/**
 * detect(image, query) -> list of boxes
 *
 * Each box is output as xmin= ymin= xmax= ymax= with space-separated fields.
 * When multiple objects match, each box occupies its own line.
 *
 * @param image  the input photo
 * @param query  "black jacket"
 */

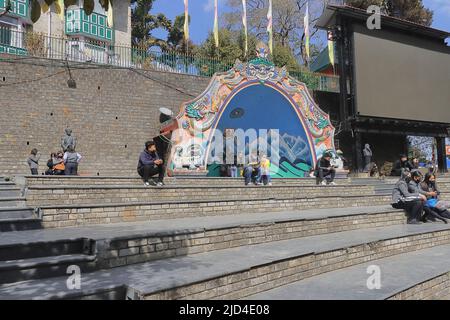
xmin=316 ymin=157 xmax=331 ymax=170
xmin=392 ymin=160 xmax=413 ymax=174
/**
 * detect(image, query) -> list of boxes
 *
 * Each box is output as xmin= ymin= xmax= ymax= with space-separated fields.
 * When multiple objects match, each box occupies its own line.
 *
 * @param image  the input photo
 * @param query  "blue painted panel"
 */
xmin=211 ymin=83 xmax=314 ymax=178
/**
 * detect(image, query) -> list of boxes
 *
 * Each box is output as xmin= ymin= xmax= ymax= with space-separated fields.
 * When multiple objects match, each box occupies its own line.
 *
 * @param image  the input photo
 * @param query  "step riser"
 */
xmin=0 ymin=261 xmax=97 ymax=285
xmin=97 ymin=210 xmax=406 ymax=269
xmin=65 ymin=286 xmax=127 ymax=300
xmin=141 ymin=229 xmax=450 ymax=300
xmin=24 ymin=178 xmax=351 ymax=187
xmin=40 ymin=196 xmax=395 ymax=229
xmin=0 ymin=220 xmax=42 ymax=232
xmin=0 ymin=240 xmax=92 ymax=261
xmin=388 ymin=272 xmax=450 ymax=300
xmin=0 ymin=190 xmax=21 ymax=198
xmin=26 ymin=186 xmax=379 ymax=207
xmin=0 ymin=200 xmax=26 ymax=208
xmin=0 ymin=210 xmax=35 ymax=220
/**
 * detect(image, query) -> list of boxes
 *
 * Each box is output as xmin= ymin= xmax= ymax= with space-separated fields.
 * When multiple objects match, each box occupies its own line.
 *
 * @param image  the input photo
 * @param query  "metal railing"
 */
xmin=0 ymin=26 xmax=340 ymax=93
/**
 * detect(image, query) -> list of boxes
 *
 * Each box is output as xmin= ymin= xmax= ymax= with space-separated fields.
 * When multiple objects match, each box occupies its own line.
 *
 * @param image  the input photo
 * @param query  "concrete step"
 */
xmin=23 ymin=176 xmax=350 ymax=187
xmin=0 ymin=205 xmax=406 ymax=269
xmin=0 ymin=208 xmax=36 ymax=220
xmin=0 ymin=218 xmax=42 ymax=232
xmin=246 ymin=244 xmax=450 ymax=300
xmin=0 ymin=187 xmax=22 ymax=198
xmin=0 ymin=197 xmax=26 ymax=208
xmin=26 ymin=176 xmax=450 ymax=187
xmin=0 ymin=238 xmax=94 ymax=261
xmin=0 ymin=182 xmax=15 ymax=188
xmin=2 ymin=223 xmax=450 ymax=300
xmin=0 ymin=254 xmax=97 ymax=285
xmin=0 ymin=208 xmax=41 ymax=232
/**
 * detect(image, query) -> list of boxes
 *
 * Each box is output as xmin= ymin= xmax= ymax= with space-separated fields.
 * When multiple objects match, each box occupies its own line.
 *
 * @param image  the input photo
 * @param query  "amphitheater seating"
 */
xmin=0 ymin=175 xmax=450 ymax=300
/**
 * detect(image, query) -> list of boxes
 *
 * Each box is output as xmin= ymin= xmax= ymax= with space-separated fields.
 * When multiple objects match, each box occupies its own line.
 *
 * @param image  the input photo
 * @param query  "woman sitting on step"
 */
xmin=420 ymin=173 xmax=450 ymax=222
xmin=391 ymin=169 xmax=426 ymax=225
xmin=407 ymin=171 xmax=447 ymax=224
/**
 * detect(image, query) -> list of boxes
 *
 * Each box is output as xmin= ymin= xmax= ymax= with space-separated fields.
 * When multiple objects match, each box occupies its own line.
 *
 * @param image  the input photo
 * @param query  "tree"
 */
xmin=131 ymin=0 xmax=172 ymax=48
xmin=346 ymin=0 xmax=433 ymax=26
xmin=222 ymin=0 xmax=327 ymax=65
xmin=195 ymin=28 xmax=319 ymax=89
xmin=166 ymin=14 xmax=195 ymax=53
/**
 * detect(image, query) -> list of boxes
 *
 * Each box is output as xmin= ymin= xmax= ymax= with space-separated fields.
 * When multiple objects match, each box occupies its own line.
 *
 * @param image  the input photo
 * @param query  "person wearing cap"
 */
xmin=314 ymin=152 xmax=336 ymax=186
xmin=391 ymin=154 xmax=413 ymax=176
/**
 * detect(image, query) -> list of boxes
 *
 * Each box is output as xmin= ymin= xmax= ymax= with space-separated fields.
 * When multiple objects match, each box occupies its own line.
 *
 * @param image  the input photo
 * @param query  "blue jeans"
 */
xmin=261 ymin=174 xmax=271 ymax=185
xmin=244 ymin=166 xmax=261 ymax=185
xmin=230 ymin=166 xmax=238 ymax=178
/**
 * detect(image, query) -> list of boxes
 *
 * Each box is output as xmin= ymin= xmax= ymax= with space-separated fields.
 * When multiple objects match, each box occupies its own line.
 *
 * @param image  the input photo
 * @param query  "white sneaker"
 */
xmin=144 ymin=182 xmax=150 ymax=186
xmin=268 ymin=183 xmax=272 ymax=186
xmin=321 ymin=181 xmax=327 ymax=186
xmin=156 ymin=182 xmax=164 ymax=187
xmin=329 ymin=182 xmax=337 ymax=186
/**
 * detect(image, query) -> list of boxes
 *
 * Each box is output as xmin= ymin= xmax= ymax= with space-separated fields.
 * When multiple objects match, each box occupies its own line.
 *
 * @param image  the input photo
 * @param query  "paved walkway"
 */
xmin=1 ymin=223 xmax=450 ymax=299
xmin=0 ymin=206 xmax=396 ymax=246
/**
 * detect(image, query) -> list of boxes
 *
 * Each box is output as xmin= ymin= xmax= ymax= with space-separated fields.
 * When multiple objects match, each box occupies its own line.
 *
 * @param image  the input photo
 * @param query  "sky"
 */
xmin=151 ymin=0 xmax=450 ymax=45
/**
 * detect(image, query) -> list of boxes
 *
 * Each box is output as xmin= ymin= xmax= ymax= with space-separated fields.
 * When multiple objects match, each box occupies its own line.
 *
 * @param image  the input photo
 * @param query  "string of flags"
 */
xmin=267 ymin=0 xmax=273 ymax=54
xmin=184 ymin=0 xmax=189 ymax=45
xmin=242 ymin=0 xmax=248 ymax=56
xmin=179 ymin=0 xmax=334 ymax=65
xmin=304 ymin=1 xmax=310 ymax=61
xmin=214 ymin=0 xmax=219 ymax=48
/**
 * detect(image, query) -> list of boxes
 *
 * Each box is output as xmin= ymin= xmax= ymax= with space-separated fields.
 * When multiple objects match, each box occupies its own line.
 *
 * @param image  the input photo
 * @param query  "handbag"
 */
xmin=425 ymin=198 xmax=439 ymax=208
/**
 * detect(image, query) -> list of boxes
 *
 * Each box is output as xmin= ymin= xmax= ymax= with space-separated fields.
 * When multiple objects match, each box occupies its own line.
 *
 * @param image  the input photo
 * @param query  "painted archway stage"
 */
xmin=164 ymin=47 xmax=336 ymax=178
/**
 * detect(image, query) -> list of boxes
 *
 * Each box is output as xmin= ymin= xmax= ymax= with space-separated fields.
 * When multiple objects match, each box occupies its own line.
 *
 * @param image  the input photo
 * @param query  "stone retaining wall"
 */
xmin=0 ymin=58 xmax=210 ymax=176
xmin=39 ymin=195 xmax=395 ymax=228
xmin=26 ymin=185 xmax=376 ymax=207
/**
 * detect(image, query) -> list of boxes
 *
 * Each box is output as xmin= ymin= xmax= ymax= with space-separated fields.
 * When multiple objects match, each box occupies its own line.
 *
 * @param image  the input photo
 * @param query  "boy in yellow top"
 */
xmin=260 ymin=154 xmax=272 ymax=186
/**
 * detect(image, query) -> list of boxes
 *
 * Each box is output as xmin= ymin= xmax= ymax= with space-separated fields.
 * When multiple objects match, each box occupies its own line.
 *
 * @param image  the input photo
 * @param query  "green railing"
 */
xmin=0 ymin=0 xmax=28 ymax=18
xmin=0 ymin=26 xmax=340 ymax=93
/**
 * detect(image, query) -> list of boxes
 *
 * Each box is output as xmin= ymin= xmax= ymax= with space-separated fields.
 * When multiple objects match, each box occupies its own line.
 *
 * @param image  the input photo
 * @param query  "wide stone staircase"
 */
xmin=0 ymin=174 xmax=450 ymax=300
xmin=0 ymin=176 xmax=41 ymax=232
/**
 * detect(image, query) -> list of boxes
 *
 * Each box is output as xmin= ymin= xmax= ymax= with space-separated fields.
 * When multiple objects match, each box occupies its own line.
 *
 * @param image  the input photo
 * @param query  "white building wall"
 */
xmin=32 ymin=6 xmax=65 ymax=37
xmin=112 ymin=0 xmax=131 ymax=47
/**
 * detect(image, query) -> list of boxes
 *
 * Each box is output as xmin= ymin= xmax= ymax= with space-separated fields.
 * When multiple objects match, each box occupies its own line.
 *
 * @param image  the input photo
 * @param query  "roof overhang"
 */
xmin=316 ymin=5 xmax=450 ymax=42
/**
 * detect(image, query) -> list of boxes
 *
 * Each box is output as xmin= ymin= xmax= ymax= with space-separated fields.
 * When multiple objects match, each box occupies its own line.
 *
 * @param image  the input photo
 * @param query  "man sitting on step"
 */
xmin=137 ymin=141 xmax=164 ymax=187
xmin=391 ymin=169 xmax=426 ymax=225
xmin=314 ymin=152 xmax=337 ymax=186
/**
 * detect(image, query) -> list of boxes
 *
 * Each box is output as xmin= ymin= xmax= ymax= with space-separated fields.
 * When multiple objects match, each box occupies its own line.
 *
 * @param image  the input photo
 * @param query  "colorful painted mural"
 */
xmin=166 ymin=44 xmax=336 ymax=178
